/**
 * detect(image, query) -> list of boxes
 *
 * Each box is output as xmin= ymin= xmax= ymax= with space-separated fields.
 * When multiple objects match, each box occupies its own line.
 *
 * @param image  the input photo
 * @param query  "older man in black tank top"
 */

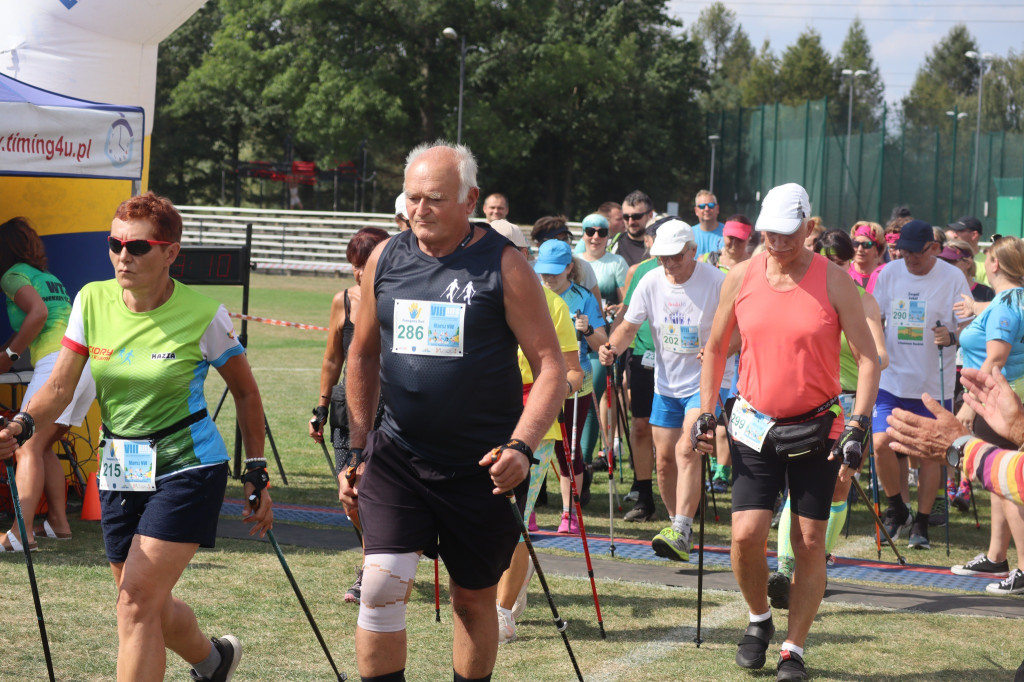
xmin=341 ymin=142 xmax=565 ymax=682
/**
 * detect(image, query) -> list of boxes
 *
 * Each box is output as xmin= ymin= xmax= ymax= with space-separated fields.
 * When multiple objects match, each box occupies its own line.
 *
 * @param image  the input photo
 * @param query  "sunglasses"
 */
xmin=108 ymin=236 xmax=174 ymax=256
xmin=696 ymin=202 xmax=717 ymax=209
xmin=584 ymin=227 xmax=609 ymax=238
xmin=623 ymin=212 xmax=648 ymax=221
xmin=853 ymin=240 xmax=876 ymax=250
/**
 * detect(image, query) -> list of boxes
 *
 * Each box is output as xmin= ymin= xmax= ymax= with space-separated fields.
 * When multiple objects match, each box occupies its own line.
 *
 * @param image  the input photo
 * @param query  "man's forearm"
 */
xmin=345 ymin=353 xmax=380 ymax=449
xmin=511 ymin=360 xmax=565 ymax=450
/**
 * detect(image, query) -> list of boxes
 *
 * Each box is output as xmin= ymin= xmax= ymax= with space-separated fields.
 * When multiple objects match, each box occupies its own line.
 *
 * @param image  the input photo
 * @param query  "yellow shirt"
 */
xmin=519 ymin=287 xmax=577 ymax=441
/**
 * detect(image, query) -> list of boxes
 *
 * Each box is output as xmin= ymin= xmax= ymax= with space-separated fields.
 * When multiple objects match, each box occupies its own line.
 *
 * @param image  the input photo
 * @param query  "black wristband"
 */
xmin=501 ymin=438 xmax=539 ymax=465
xmin=310 ymin=405 xmax=328 ymax=427
xmin=583 ymin=324 xmax=594 ymax=337
xmin=242 ymin=466 xmax=269 ymax=493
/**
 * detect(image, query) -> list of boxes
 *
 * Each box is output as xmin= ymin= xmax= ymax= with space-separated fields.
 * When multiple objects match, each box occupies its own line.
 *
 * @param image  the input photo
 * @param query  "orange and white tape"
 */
xmin=228 ymin=312 xmax=328 ymax=331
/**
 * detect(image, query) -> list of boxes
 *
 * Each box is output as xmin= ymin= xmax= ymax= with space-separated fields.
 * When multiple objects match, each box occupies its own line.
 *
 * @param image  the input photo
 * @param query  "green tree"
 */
xmin=691 ymin=2 xmax=753 ymax=113
xmin=740 ymin=39 xmax=780 ymax=107
xmin=776 ymin=28 xmax=839 ymax=108
xmin=902 ymin=24 xmax=979 ymax=128
xmin=835 ymin=18 xmax=885 ymax=128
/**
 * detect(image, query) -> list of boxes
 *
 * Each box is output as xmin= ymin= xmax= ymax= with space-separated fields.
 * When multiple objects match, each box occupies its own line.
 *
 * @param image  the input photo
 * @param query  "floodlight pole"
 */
xmin=965 ymin=50 xmax=994 ymax=216
xmin=707 ymin=135 xmax=720 ymax=194
xmin=945 ymin=107 xmax=968 ymax=221
xmin=443 ymin=28 xmax=467 ymax=145
xmin=841 ymin=68 xmax=868 ymax=225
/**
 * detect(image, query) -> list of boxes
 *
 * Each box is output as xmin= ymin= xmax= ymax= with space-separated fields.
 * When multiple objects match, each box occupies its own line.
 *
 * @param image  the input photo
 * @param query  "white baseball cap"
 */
xmin=489 ymin=219 xmax=528 ymax=249
xmin=649 ymin=220 xmax=694 ymax=257
xmin=755 ymin=183 xmax=811 ymax=235
xmin=394 ymin=192 xmax=408 ymax=219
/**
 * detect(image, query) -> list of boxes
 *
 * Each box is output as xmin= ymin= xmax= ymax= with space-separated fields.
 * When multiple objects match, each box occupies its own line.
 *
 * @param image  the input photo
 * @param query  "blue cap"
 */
xmin=581 ymin=213 xmax=609 ymax=230
xmin=534 ymin=240 xmax=573 ymax=275
xmin=894 ymin=219 xmax=935 ymax=253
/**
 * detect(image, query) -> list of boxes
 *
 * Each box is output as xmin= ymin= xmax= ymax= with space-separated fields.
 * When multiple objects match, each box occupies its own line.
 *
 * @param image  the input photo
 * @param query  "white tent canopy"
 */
xmin=0 ymin=73 xmax=144 ymax=180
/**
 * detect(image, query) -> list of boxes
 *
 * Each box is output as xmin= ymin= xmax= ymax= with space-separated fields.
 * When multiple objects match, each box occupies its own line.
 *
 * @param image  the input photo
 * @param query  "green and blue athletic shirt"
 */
xmin=62 ymin=279 xmax=244 ymax=478
xmin=2 ymin=263 xmax=72 ymax=360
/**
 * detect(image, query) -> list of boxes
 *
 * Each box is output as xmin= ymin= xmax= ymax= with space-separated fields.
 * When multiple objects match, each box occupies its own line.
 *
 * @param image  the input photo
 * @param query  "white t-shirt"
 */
xmin=624 ymin=261 xmax=731 ymax=397
xmin=874 ymin=258 xmax=971 ymax=399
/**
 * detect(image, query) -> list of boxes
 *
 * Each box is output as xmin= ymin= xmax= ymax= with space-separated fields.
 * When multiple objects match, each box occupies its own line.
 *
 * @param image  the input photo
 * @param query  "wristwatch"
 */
xmin=848 ymin=414 xmax=871 ymax=430
xmin=946 ymin=434 xmax=971 ymax=468
xmin=4 ymin=347 xmax=19 ymax=362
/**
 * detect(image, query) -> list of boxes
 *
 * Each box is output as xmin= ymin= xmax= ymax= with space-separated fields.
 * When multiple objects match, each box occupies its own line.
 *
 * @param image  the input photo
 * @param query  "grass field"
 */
xmin=0 ymin=273 xmax=1021 ymax=681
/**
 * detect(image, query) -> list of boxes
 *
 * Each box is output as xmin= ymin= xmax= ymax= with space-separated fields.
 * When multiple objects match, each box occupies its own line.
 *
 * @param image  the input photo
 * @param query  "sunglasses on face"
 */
xmin=584 ymin=227 xmax=609 ymax=238
xmin=108 ymin=236 xmax=174 ymax=256
xmin=853 ymin=241 xmax=876 ymax=250
xmin=696 ymin=202 xmax=717 ymax=209
xmin=623 ymin=212 xmax=648 ymax=221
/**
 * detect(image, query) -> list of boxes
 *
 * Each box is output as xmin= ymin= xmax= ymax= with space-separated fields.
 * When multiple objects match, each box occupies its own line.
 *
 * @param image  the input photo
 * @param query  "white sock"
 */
xmin=781 ymin=641 xmax=804 ymax=657
xmin=672 ymin=515 xmax=693 ymax=535
xmin=749 ymin=609 xmax=772 ymax=623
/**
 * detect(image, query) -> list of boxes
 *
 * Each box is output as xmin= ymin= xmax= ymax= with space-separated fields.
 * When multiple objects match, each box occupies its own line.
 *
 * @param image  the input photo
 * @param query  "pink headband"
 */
xmin=854 ymin=225 xmax=875 ymax=240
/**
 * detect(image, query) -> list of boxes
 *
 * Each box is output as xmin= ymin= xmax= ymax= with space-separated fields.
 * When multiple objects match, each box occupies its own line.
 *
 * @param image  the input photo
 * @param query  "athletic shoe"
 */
xmin=952 ymin=553 xmax=1010 ymax=578
xmin=512 ymin=562 xmax=535 ymax=619
xmin=527 ymin=511 xmax=539 ymax=532
xmin=651 ymin=527 xmax=691 ymax=562
xmin=767 ymin=571 xmax=790 ymax=610
xmin=497 ymin=606 xmax=517 ymax=644
xmin=556 ymin=512 xmax=572 ymax=534
xmin=735 ymin=617 xmax=775 ymax=669
xmin=882 ymin=504 xmax=912 ymax=541
xmin=190 ymin=635 xmax=242 ymax=682
xmin=907 ymin=520 xmax=931 ymax=550
xmin=344 ymin=568 xmax=363 ymax=604
xmin=776 ymin=649 xmax=808 ymax=681
xmin=928 ymin=497 xmax=948 ymax=527
xmin=986 ymin=568 xmax=1024 ymax=595
xmin=592 ymin=454 xmax=609 ymax=473
xmin=711 ymin=480 xmax=729 ymax=494
xmin=579 ymin=466 xmax=593 ymax=507
xmin=623 ymin=500 xmax=656 ymax=523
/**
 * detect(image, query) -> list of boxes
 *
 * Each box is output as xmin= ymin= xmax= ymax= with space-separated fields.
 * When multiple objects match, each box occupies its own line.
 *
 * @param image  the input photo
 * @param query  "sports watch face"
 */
xmin=105 ymin=116 xmax=135 ymax=167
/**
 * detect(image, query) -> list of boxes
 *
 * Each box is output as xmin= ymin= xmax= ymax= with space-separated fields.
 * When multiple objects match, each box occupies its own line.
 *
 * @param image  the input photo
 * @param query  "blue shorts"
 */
xmin=872 ymin=388 xmax=953 ymax=436
xmin=100 ymin=463 xmax=228 ymax=564
xmin=650 ymin=389 xmax=725 ymax=429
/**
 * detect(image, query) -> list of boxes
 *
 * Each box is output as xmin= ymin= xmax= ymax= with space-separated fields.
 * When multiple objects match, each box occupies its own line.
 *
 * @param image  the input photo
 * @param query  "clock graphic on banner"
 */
xmin=104 ymin=114 xmax=135 ymax=167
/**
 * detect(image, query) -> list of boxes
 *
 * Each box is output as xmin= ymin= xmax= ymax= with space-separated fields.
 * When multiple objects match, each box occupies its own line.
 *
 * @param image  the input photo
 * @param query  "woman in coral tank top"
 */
xmin=695 ymin=183 xmax=880 ymax=682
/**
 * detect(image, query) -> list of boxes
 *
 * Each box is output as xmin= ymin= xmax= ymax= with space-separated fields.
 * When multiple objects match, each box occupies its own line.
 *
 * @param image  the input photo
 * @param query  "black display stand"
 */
xmin=171 ymin=224 xmax=288 ymax=484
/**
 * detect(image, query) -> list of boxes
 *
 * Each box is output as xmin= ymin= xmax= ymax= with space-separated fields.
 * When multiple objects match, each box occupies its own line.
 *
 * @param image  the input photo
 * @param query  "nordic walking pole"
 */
xmin=252 ymin=493 xmax=347 ymax=681
xmin=851 ymin=476 xmax=908 ymax=565
xmin=695 ymin=449 xmax=707 ymax=648
xmin=604 ymin=372 xmax=617 ymax=555
xmin=505 ymin=490 xmax=584 ymax=681
xmin=3 ymin=459 xmax=55 ymax=682
xmin=434 ymin=558 xmax=441 ymax=623
xmin=559 ymin=399 xmax=607 ymax=639
xmin=936 ymin=320 xmax=951 ymax=557
xmin=868 ymin=435 xmax=883 ymax=560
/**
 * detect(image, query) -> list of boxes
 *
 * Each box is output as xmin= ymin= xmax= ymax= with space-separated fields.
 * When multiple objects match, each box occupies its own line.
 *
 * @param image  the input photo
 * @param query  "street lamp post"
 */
xmin=707 ymin=135 xmax=720 ymax=194
xmin=442 ymin=27 xmax=467 ymax=145
xmin=945 ymin=107 xmax=968 ymax=221
xmin=841 ymin=68 xmax=868 ymax=225
xmin=965 ymin=50 xmax=994 ymax=215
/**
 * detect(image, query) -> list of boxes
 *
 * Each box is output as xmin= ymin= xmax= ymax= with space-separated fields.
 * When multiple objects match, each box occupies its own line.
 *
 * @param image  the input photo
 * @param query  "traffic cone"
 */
xmin=81 ymin=471 xmax=101 ymax=521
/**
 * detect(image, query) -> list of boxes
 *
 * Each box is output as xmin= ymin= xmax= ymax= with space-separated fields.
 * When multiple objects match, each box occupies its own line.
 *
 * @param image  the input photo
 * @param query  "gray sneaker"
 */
xmin=651 ymin=527 xmax=691 ymax=562
xmin=623 ymin=500 xmax=656 ymax=522
xmin=986 ymin=568 xmax=1024 ymax=595
xmin=882 ymin=505 xmax=912 ymax=541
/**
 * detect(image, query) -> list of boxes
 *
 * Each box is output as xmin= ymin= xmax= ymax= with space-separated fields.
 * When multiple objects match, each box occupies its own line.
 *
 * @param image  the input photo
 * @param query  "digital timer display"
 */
xmin=170 ymin=246 xmax=249 ymax=286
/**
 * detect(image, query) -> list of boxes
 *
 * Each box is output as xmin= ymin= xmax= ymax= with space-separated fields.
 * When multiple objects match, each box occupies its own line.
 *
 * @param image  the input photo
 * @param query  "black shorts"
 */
xmin=730 ymin=435 xmax=839 ymax=521
xmin=100 ymin=463 xmax=228 ymax=564
xmin=358 ymin=431 xmax=528 ymax=590
xmin=628 ymin=354 xmax=655 ymax=419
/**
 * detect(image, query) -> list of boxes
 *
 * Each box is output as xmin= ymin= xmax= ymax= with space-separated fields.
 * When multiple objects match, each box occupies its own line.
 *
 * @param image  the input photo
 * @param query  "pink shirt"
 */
xmin=848 ymin=262 xmax=884 ymax=294
xmin=736 ymin=252 xmax=842 ymax=437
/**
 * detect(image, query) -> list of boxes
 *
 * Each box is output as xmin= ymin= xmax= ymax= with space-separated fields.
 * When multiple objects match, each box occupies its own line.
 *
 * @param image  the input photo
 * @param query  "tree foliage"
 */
xmin=149 ymin=0 xmax=706 ymax=218
xmin=902 ymin=24 xmax=980 ymax=128
xmin=691 ymin=2 xmax=753 ymax=113
xmin=835 ymin=18 xmax=885 ymax=127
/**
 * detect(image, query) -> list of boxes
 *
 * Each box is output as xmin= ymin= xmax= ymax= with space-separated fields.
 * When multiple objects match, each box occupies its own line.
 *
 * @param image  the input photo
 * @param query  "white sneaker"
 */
xmin=497 ymin=606 xmax=517 ymax=644
xmin=512 ymin=562 xmax=535 ymax=620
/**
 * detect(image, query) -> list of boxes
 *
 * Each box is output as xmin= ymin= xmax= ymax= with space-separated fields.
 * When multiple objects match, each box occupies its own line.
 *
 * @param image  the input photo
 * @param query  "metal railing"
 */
xmin=178 ymin=206 xmax=398 ymax=275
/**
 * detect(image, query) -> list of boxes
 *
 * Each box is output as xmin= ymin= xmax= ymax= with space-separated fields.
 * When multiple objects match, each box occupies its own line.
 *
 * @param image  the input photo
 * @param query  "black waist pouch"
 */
xmin=768 ymin=411 xmax=835 ymax=459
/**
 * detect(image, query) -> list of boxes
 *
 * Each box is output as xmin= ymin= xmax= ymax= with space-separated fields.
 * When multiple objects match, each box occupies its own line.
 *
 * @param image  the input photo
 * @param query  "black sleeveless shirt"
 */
xmin=374 ymin=224 xmax=523 ymax=468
